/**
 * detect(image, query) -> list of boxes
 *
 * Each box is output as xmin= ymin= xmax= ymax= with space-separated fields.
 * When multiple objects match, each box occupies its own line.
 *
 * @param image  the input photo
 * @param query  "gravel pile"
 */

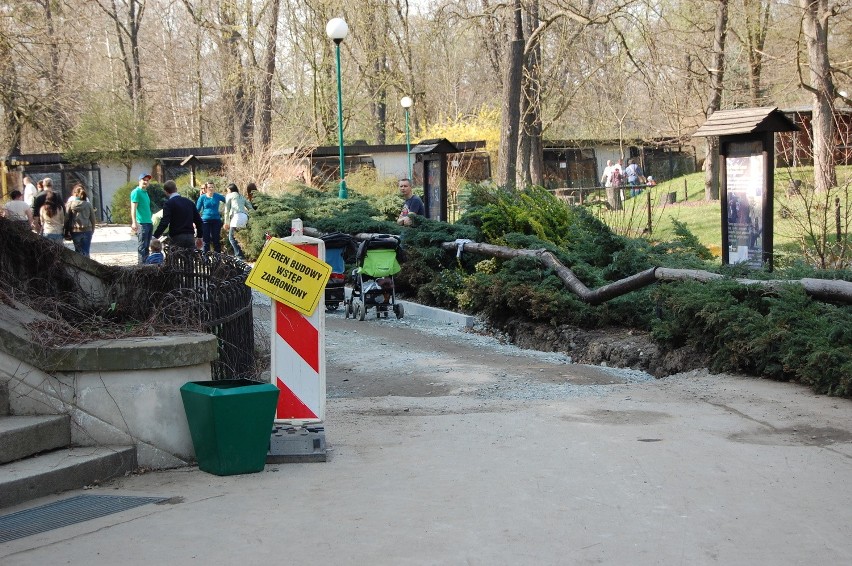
xmin=349 ymin=307 xmax=655 ymax=401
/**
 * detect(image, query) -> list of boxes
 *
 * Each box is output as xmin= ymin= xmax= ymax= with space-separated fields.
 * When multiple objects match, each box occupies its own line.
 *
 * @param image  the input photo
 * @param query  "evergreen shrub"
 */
xmin=110 ymin=180 xmax=166 ymax=224
xmin=245 ymin=182 xmax=852 ymax=396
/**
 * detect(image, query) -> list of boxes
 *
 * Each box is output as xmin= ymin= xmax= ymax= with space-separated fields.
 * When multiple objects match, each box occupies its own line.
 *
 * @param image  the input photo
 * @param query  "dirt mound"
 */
xmin=493 ymin=319 xmax=710 ymax=377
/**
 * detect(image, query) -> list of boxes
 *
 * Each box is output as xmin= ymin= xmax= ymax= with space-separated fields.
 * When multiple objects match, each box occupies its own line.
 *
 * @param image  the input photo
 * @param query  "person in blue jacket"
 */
xmin=196 ymin=180 xmax=226 ymax=252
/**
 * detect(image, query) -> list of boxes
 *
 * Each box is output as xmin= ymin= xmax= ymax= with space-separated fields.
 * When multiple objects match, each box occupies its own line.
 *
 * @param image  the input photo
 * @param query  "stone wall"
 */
xmin=0 ymin=300 xmax=218 ymax=469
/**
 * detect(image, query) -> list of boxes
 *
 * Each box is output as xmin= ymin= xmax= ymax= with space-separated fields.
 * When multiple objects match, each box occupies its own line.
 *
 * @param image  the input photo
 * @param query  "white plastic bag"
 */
xmin=231 ymin=211 xmax=248 ymax=228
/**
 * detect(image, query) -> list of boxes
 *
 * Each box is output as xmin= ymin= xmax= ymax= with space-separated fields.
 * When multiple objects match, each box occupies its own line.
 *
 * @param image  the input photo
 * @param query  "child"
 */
xmin=145 ymin=238 xmax=164 ymax=265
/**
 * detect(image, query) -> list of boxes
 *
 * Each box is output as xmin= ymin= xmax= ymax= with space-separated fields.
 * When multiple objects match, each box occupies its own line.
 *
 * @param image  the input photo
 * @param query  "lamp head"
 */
xmin=400 ymin=96 xmax=413 ymax=109
xmin=326 ymin=18 xmax=349 ymax=43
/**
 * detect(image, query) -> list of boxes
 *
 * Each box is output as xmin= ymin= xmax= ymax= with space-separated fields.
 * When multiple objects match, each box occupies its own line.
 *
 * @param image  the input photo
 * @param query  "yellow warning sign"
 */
xmin=246 ymin=239 xmax=331 ymax=316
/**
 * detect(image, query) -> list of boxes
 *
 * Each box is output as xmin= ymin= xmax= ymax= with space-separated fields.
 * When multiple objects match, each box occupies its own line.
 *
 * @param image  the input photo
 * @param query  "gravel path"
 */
xmin=90 ymin=224 xmax=656 ymax=397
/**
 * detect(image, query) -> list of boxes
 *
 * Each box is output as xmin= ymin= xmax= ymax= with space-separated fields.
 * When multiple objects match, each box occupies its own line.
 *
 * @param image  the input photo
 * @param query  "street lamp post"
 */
xmin=400 ymin=96 xmax=413 ymax=181
xmin=326 ymin=18 xmax=349 ymax=199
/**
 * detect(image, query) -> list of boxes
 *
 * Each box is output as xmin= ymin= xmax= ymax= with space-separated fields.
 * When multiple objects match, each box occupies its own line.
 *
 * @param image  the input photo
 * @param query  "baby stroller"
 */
xmin=321 ymin=232 xmax=355 ymax=312
xmin=345 ymin=234 xmax=405 ymax=321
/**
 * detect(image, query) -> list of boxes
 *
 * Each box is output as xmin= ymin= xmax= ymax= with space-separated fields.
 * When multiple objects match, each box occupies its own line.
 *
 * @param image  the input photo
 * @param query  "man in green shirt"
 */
xmin=130 ymin=173 xmax=154 ymax=263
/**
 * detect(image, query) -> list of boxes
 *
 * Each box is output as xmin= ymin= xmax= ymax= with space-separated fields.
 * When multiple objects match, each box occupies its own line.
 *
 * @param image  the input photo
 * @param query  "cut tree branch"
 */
xmin=439 ymin=240 xmax=852 ymax=305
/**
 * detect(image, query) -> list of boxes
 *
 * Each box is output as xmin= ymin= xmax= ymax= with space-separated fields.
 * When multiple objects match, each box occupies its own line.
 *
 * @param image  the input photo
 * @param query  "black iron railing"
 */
xmin=163 ymin=249 xmax=256 ymax=381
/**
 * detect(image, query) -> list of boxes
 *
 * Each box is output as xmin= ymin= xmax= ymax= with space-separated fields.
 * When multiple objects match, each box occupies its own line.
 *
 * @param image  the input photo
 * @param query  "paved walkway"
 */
xmin=87 ymin=224 xmax=139 ymax=266
xmin=2 ymin=225 xmax=851 ymax=565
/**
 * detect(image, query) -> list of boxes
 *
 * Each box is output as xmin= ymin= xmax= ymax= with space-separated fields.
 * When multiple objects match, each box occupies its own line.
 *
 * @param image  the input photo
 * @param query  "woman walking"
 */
xmin=39 ymin=191 xmax=65 ymax=243
xmin=196 ymin=181 xmax=226 ymax=252
xmin=223 ymin=183 xmax=254 ymax=260
xmin=66 ymin=184 xmax=96 ymax=256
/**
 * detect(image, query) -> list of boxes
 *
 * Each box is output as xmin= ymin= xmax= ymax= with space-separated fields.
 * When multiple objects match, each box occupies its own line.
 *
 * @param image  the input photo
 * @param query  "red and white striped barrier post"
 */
xmin=270 ymin=219 xmax=326 ymax=425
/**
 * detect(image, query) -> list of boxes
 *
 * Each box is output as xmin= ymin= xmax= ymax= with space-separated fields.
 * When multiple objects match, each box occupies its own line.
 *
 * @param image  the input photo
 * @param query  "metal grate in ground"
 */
xmin=0 ymin=494 xmax=167 ymax=543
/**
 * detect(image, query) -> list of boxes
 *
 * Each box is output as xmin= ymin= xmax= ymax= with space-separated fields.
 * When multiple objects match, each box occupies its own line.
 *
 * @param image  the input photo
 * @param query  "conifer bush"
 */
xmin=246 ymin=183 xmax=852 ymax=396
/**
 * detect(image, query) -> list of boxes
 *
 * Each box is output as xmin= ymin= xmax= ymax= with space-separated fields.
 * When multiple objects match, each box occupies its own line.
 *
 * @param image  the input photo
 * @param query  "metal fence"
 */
xmin=549 ymin=184 xmax=678 ymax=236
xmin=164 ymin=249 xmax=256 ymax=381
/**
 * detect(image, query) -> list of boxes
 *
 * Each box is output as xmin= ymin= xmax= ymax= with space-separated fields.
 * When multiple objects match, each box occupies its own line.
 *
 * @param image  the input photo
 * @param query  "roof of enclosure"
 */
xmin=409 ymin=139 xmax=460 ymax=154
xmin=693 ymin=107 xmax=799 ymax=137
xmin=7 ymin=146 xmax=234 ymax=165
xmin=283 ymin=140 xmax=483 ymax=158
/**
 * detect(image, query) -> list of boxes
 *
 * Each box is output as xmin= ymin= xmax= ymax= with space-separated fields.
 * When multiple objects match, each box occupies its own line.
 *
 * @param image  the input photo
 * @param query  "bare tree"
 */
xmin=799 ymin=0 xmax=838 ymax=193
xmin=497 ymin=0 xmax=523 ymax=188
xmin=704 ymin=0 xmax=729 ymax=201
xmin=94 ymin=0 xmax=146 ymax=116
xmin=258 ymin=0 xmax=282 ymax=151
xmin=0 ymin=30 xmax=25 ymax=155
xmin=742 ymin=0 xmax=772 ymax=105
xmin=517 ymin=0 xmax=543 ymax=187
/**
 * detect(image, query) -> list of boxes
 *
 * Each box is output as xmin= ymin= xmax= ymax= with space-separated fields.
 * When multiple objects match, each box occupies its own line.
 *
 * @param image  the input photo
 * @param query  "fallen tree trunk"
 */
xmin=442 ymin=240 xmax=852 ymax=305
xmin=301 ymin=230 xmax=852 ymax=304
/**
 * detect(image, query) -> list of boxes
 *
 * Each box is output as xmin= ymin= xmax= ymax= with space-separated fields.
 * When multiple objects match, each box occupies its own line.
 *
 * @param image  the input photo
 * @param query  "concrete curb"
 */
xmin=397 ymin=301 xmax=475 ymax=328
xmin=340 ymin=287 xmax=475 ymax=328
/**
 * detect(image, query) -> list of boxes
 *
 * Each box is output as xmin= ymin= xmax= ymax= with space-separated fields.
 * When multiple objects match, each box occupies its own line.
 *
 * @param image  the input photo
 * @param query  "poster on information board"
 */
xmin=724 ymin=141 xmax=765 ymax=269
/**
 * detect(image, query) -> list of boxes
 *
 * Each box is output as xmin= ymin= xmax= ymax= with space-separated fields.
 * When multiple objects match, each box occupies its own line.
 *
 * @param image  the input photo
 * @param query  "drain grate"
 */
xmin=0 ymin=494 xmax=167 ymax=544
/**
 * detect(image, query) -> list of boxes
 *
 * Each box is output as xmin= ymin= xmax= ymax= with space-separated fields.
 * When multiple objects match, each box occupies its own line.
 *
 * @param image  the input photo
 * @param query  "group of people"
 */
xmin=131 ymin=174 xmax=254 ymax=265
xmin=6 ymin=172 xmax=418 ymax=265
xmin=601 ymin=158 xmax=653 ymax=198
xmin=1 ymin=176 xmax=97 ymax=256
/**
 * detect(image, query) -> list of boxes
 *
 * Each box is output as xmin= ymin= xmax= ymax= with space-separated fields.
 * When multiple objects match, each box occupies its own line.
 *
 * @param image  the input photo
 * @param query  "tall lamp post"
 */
xmin=326 ymin=18 xmax=349 ymax=199
xmin=400 ymin=96 xmax=413 ymax=181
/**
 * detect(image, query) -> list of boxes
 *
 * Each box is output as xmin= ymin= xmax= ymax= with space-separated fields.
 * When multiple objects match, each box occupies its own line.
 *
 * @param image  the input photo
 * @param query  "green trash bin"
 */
xmin=180 ymin=379 xmax=280 ymax=476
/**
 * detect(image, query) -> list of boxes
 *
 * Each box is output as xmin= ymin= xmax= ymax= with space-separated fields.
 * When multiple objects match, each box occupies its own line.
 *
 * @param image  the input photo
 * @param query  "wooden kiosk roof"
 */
xmin=693 ymin=107 xmax=799 ymax=137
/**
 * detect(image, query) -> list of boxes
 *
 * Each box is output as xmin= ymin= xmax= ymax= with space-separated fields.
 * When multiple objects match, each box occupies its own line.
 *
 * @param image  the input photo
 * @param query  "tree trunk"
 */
xmin=517 ymin=92 xmax=531 ymax=187
xmin=0 ymin=35 xmax=22 ymax=155
xmin=374 ymin=56 xmax=387 ymax=145
xmin=497 ymin=0 xmax=523 ymax=189
xmin=518 ymin=0 xmax=544 ymax=188
xmin=257 ymin=0 xmax=281 ymax=151
xmin=128 ymin=0 xmax=144 ymax=116
xmin=221 ymin=2 xmax=253 ymax=155
xmin=704 ymin=0 xmax=728 ymax=201
xmin=527 ymin=0 xmax=544 ymax=186
xmin=800 ymin=0 xmax=837 ymax=193
xmin=41 ymin=0 xmax=69 ymax=146
xmin=301 ymin=228 xmax=852 ymax=305
xmin=435 ymin=240 xmax=852 ymax=305
xmin=744 ymin=0 xmax=770 ymax=105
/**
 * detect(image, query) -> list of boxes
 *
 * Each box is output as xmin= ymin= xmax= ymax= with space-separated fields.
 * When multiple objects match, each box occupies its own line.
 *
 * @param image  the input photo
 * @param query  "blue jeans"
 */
xmin=137 ymin=223 xmax=153 ymax=264
xmin=72 ymin=231 xmax=94 ymax=257
xmin=629 ymin=181 xmax=640 ymax=197
xmin=45 ymin=233 xmax=63 ymax=244
xmin=228 ymin=227 xmax=244 ymax=258
xmin=202 ymin=219 xmax=223 ymax=252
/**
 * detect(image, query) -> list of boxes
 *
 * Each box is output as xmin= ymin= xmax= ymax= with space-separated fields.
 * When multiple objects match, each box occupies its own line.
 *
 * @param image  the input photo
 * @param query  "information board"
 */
xmin=725 ymin=141 xmax=765 ymax=268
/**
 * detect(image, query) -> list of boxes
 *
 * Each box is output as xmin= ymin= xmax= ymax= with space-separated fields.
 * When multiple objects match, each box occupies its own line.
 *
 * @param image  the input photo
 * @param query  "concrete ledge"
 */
xmin=42 ymin=333 xmax=218 ymax=372
xmin=0 ymin=301 xmax=218 ymax=372
xmin=398 ymin=301 xmax=476 ymax=328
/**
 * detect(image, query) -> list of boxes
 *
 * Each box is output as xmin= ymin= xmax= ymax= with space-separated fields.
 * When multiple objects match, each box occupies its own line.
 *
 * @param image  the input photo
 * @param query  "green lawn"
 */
xmin=594 ymin=166 xmax=852 ymax=262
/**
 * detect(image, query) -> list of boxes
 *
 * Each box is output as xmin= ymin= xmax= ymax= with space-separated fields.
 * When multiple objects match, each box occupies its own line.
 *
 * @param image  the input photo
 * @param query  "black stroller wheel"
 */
xmin=394 ymin=303 xmax=404 ymax=319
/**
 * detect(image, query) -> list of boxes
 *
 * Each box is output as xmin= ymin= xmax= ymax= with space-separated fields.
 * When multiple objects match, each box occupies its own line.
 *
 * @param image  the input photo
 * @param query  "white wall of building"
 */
xmin=371 ymin=151 xmax=409 ymax=181
xmin=595 ymin=146 xmax=627 ymax=179
xmin=98 ymin=159 xmax=155 ymax=220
